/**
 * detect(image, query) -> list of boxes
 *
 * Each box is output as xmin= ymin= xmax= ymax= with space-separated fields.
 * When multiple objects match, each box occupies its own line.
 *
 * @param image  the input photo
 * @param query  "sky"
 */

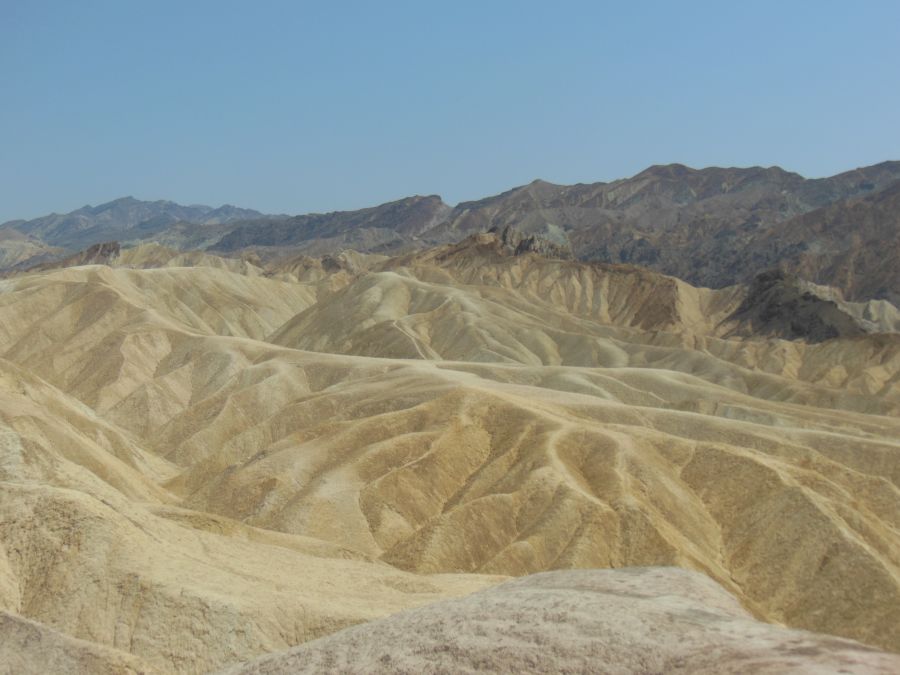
xmin=1 ymin=0 xmax=899 ymax=222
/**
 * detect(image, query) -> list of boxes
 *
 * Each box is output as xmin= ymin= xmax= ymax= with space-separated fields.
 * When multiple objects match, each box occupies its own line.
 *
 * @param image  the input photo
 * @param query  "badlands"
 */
xmin=0 ymin=232 xmax=899 ymax=673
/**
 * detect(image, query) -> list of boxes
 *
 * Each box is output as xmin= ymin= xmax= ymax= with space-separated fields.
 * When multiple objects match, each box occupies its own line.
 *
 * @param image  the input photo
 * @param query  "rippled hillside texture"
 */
xmin=0 ymin=232 xmax=898 ymax=673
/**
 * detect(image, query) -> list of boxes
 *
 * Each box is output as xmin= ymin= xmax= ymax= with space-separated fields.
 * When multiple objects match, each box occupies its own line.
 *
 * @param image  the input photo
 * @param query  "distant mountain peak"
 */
xmin=8 ymin=197 xmax=267 ymax=250
xmin=636 ymin=163 xmax=695 ymax=178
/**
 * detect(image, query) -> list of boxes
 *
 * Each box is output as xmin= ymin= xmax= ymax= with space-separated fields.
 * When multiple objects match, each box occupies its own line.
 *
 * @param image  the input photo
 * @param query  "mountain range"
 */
xmin=4 ymin=197 xmax=266 ymax=248
xmin=4 ymin=160 xmax=900 ymax=302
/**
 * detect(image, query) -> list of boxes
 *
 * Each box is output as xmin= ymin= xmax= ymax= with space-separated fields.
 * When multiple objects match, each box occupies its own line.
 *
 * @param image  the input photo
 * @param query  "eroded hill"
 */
xmin=0 ymin=237 xmax=898 ymax=671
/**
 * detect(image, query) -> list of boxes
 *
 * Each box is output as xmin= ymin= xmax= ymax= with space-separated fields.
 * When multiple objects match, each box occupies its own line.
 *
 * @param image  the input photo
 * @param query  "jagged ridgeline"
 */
xmin=4 ymin=160 xmax=900 ymax=303
xmin=0 ymin=163 xmax=899 ymax=673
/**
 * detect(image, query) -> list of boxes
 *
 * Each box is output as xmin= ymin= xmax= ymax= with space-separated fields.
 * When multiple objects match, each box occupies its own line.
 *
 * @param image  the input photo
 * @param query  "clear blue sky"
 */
xmin=2 ymin=0 xmax=899 ymax=222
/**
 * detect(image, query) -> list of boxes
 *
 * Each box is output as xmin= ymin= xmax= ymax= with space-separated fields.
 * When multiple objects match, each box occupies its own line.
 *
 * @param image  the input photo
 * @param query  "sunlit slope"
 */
xmin=0 ymin=479 xmax=494 ymax=673
xmin=0 ymin=271 xmax=497 ymax=673
xmin=0 ymin=251 xmax=898 ymax=658
xmin=0 ymin=264 xmax=315 ymax=342
xmin=151 ymin=353 xmax=900 ymax=650
xmin=269 ymin=241 xmax=900 ymax=405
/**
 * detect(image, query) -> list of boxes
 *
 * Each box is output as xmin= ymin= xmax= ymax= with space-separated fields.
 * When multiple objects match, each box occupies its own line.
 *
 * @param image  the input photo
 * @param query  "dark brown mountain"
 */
xmin=748 ymin=181 xmax=900 ymax=303
xmin=211 ymin=195 xmax=450 ymax=255
xmin=5 ymin=161 xmax=899 ymax=300
xmin=205 ymin=160 xmax=897 ymax=299
xmin=423 ymin=162 xmax=900 ymax=297
xmin=725 ymin=270 xmax=868 ymax=342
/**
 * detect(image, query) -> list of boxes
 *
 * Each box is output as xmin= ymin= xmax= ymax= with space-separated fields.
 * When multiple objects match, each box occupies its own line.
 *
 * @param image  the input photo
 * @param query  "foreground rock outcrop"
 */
xmin=222 ymin=568 xmax=900 ymax=674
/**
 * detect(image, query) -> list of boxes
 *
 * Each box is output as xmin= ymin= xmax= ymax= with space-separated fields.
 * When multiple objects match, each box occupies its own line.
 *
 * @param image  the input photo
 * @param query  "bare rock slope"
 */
xmin=423 ymin=162 xmax=900 ymax=301
xmin=0 ymin=611 xmax=154 ymax=675
xmin=224 ymin=568 xmax=900 ymax=675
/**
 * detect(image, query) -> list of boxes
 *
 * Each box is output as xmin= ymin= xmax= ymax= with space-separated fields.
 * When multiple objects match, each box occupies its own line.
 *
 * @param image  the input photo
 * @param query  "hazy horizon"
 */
xmin=6 ymin=157 xmax=900 ymax=225
xmin=3 ymin=1 xmax=899 ymax=223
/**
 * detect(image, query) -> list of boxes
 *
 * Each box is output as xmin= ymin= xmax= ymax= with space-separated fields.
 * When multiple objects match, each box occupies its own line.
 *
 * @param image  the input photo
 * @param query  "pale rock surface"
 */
xmin=222 ymin=568 xmax=900 ymax=675
xmin=0 ymin=610 xmax=154 ymax=675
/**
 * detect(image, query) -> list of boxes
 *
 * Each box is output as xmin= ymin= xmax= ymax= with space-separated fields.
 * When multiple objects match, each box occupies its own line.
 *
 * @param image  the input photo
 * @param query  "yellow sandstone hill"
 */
xmin=0 ymin=234 xmax=898 ymax=671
